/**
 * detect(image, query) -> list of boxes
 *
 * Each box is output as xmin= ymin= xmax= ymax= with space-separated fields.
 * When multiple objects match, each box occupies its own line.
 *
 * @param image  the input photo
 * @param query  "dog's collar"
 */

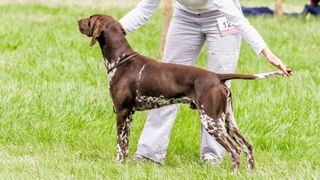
xmin=105 ymin=52 xmax=139 ymax=74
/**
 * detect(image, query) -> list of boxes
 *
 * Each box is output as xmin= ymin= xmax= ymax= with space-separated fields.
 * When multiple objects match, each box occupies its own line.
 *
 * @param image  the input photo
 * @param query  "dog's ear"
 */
xmin=90 ymin=18 xmax=103 ymax=46
xmin=117 ymin=21 xmax=127 ymax=36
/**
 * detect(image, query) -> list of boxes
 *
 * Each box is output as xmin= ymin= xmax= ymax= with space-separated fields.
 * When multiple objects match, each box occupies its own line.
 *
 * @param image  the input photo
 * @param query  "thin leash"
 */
xmin=106 ymin=52 xmax=139 ymax=73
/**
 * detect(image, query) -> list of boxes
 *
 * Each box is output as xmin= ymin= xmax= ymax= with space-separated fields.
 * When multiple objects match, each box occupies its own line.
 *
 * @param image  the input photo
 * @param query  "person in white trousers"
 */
xmin=119 ymin=0 xmax=291 ymax=164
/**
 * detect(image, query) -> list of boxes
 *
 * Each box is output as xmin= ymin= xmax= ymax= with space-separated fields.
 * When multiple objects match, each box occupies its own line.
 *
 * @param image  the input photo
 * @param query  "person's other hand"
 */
xmin=262 ymin=48 xmax=292 ymax=76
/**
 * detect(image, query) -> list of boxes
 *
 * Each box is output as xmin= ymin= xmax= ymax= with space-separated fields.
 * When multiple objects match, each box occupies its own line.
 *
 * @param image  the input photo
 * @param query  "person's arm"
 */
xmin=119 ymin=0 xmax=161 ymax=33
xmin=212 ymin=0 xmax=292 ymax=76
xmin=261 ymin=48 xmax=291 ymax=76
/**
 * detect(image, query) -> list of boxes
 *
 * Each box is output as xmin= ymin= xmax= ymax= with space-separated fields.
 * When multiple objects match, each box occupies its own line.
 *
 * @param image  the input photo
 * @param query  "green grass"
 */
xmin=1 ymin=2 xmax=320 ymax=179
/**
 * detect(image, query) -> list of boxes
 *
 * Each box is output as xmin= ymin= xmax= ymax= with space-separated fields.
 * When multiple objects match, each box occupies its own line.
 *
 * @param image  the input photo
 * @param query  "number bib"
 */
xmin=217 ymin=17 xmax=238 ymax=36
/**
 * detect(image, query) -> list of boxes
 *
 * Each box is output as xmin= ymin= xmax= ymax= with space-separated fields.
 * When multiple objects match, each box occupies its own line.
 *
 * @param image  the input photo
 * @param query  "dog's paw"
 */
xmin=117 ymin=154 xmax=126 ymax=163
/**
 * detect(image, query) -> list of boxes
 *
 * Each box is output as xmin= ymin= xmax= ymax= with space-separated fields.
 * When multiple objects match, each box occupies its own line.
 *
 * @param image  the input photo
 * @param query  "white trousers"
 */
xmin=135 ymin=7 xmax=241 ymax=163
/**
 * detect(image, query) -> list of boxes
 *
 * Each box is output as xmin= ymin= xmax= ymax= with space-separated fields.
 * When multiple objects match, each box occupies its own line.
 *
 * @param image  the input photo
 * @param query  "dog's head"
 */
xmin=78 ymin=14 xmax=127 ymax=46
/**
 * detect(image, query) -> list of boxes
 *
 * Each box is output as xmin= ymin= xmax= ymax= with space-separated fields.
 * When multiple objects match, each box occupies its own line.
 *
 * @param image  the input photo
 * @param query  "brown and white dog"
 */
xmin=78 ymin=14 xmax=290 ymax=172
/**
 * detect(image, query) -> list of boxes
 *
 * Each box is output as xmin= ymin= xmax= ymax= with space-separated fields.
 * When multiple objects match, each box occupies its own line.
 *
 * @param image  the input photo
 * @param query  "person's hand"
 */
xmin=262 ymin=48 xmax=292 ymax=76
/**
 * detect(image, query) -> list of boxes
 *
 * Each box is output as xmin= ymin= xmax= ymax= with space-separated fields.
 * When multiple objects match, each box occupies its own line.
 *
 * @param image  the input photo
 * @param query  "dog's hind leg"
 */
xmin=116 ymin=109 xmax=134 ymax=162
xmin=199 ymin=110 xmax=241 ymax=172
xmin=225 ymin=95 xmax=255 ymax=169
xmin=198 ymin=85 xmax=241 ymax=172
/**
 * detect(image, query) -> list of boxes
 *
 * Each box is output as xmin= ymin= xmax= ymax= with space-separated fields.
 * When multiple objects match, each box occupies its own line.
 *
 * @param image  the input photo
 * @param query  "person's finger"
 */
xmin=281 ymin=66 xmax=292 ymax=77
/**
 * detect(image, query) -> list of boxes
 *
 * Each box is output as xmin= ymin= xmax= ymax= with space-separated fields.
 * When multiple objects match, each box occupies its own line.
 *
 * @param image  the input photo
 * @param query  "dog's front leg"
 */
xmin=116 ymin=109 xmax=134 ymax=162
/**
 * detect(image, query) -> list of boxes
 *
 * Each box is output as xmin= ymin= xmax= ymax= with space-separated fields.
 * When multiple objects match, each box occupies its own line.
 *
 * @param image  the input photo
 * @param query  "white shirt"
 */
xmin=119 ymin=0 xmax=267 ymax=55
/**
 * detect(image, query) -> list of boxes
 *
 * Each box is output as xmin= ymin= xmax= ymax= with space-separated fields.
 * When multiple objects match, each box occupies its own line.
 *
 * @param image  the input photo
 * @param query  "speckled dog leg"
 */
xmin=116 ymin=110 xmax=134 ymax=162
xmin=225 ymin=96 xmax=255 ymax=169
xmin=199 ymin=108 xmax=241 ymax=172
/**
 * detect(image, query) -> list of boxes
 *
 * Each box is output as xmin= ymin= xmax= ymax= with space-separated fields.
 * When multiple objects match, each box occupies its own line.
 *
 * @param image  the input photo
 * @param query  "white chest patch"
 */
xmin=104 ymin=56 xmax=122 ymax=84
xmin=108 ymin=67 xmax=117 ymax=83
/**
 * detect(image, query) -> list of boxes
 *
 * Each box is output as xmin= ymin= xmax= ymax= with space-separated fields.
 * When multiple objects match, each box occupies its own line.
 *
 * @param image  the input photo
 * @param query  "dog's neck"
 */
xmin=98 ymin=31 xmax=134 ymax=64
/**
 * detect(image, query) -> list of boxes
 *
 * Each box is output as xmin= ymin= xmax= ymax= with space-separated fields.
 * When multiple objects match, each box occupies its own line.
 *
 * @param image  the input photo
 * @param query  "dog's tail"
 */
xmin=218 ymin=70 xmax=286 ymax=82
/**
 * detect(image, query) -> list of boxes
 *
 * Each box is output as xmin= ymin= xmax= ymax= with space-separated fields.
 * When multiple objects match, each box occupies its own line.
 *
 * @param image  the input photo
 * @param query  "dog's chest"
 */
xmin=104 ymin=58 xmax=118 ymax=83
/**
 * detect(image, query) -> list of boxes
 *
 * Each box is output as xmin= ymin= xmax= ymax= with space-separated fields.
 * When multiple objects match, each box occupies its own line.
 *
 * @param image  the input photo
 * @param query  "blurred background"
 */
xmin=0 ymin=0 xmax=306 ymax=9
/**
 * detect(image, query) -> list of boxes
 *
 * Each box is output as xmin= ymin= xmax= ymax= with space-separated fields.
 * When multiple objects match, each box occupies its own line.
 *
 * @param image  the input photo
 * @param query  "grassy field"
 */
xmin=0 ymin=1 xmax=320 ymax=179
